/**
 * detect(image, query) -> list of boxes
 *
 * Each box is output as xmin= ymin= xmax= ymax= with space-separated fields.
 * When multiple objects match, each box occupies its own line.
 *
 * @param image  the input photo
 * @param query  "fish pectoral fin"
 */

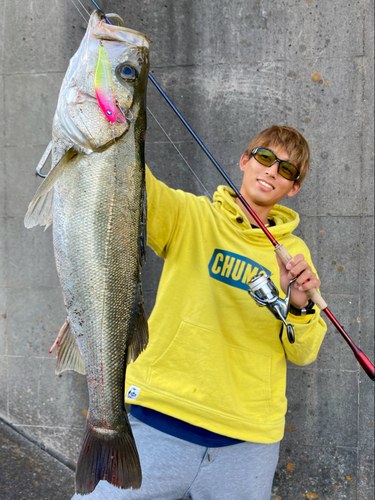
xmin=24 ymin=147 xmax=81 ymax=229
xmin=25 ymin=189 xmax=55 ymax=230
xmin=127 ymin=297 xmax=149 ymax=364
xmin=53 ymin=319 xmax=86 ymax=375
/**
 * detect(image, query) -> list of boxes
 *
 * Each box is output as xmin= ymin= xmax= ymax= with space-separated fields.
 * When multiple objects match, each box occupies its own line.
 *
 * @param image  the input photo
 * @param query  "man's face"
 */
xmin=239 ymin=144 xmax=301 ymax=209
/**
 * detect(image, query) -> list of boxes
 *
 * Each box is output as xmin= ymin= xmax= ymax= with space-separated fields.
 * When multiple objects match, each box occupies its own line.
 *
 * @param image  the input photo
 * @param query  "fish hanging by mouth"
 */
xmin=24 ymin=9 xmax=149 ymax=494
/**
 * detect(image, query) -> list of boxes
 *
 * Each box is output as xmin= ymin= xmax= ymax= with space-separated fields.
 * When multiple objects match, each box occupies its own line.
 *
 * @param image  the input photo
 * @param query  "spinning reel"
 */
xmin=248 ymin=272 xmax=298 ymax=344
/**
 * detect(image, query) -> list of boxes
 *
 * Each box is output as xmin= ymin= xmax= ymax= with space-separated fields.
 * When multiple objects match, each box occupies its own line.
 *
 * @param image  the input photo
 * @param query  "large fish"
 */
xmin=24 ymin=10 xmax=149 ymax=494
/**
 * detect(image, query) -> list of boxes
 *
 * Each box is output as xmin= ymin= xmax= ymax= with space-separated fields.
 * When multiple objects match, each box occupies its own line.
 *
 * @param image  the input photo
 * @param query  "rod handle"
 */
xmin=275 ymin=244 xmax=328 ymax=310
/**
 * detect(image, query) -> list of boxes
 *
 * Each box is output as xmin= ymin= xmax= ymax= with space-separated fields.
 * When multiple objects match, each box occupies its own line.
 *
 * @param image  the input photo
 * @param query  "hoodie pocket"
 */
xmin=148 ymin=321 xmax=272 ymax=422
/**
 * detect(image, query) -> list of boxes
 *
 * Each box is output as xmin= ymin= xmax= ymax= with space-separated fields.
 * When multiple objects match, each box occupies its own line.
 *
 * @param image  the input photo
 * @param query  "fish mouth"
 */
xmin=93 ymin=31 xmax=150 ymax=47
xmin=92 ymin=19 xmax=150 ymax=48
xmin=87 ymin=9 xmax=150 ymax=49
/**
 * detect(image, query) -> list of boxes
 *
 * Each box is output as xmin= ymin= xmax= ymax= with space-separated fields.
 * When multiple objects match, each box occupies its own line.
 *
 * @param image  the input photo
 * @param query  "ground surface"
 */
xmin=0 ymin=418 xmax=75 ymax=500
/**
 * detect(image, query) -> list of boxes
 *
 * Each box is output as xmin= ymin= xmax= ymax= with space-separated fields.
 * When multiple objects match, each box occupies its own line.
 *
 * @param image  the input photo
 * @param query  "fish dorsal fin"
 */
xmin=24 ymin=148 xmax=80 ymax=229
xmin=53 ymin=319 xmax=86 ymax=375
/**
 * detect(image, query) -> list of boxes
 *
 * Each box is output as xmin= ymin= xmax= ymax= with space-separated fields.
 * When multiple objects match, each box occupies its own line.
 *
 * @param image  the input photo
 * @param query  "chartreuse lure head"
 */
xmin=95 ymin=43 xmax=126 ymax=123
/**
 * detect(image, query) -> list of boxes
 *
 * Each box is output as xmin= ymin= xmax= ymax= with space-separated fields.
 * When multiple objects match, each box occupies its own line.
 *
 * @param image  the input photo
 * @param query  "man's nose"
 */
xmin=265 ymin=161 xmax=279 ymax=177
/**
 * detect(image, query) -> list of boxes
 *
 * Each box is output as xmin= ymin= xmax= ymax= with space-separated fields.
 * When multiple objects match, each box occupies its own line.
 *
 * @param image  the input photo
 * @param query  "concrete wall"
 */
xmin=0 ymin=0 xmax=373 ymax=498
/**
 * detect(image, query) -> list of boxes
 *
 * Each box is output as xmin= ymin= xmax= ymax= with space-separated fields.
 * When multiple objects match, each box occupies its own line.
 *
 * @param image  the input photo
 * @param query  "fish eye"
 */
xmin=116 ymin=64 xmax=137 ymax=83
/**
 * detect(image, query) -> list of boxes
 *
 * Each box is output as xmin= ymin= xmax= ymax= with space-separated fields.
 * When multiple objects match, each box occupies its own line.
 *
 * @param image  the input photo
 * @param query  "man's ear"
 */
xmin=287 ymin=182 xmax=301 ymax=198
xmin=239 ymin=153 xmax=250 ymax=172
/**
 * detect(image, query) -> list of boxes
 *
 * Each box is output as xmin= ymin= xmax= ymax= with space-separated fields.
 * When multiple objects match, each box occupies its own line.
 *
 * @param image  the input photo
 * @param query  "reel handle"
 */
xmin=286 ymin=324 xmax=295 ymax=344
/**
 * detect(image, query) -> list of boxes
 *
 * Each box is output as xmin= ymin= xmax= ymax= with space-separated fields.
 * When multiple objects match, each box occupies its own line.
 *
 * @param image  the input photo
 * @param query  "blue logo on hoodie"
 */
xmin=208 ymin=249 xmax=270 ymax=290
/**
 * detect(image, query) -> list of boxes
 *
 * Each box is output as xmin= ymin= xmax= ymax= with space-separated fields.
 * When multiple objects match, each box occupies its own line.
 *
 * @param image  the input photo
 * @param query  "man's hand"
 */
xmin=276 ymin=254 xmax=321 ymax=309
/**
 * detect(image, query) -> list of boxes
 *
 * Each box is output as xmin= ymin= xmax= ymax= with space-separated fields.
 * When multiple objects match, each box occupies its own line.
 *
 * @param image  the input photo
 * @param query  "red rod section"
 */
xmin=236 ymin=193 xmax=278 ymax=246
xmin=323 ymin=308 xmax=375 ymax=380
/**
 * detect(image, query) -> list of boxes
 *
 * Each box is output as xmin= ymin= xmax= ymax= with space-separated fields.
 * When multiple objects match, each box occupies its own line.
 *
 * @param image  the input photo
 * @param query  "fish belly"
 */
xmin=53 ymin=139 xmax=144 ymax=493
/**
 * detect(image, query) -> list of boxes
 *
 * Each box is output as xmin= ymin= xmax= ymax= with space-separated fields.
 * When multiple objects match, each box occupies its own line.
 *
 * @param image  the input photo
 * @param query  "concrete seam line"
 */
xmin=0 ymin=415 xmax=76 ymax=472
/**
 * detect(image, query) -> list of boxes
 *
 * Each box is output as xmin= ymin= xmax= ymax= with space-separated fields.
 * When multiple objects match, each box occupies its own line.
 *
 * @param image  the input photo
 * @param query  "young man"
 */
xmin=75 ymin=125 xmax=327 ymax=500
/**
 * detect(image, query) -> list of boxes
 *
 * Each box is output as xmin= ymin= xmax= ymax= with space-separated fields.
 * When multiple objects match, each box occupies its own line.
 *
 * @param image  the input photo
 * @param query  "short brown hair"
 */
xmin=245 ymin=125 xmax=310 ymax=184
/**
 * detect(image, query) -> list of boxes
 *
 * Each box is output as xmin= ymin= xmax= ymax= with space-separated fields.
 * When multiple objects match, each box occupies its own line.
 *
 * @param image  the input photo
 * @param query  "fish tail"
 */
xmin=75 ymin=418 xmax=142 ymax=494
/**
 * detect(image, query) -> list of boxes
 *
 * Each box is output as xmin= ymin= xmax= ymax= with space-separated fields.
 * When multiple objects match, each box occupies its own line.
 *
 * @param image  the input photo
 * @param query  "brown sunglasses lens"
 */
xmin=278 ymin=162 xmax=299 ymax=180
xmin=254 ymin=149 xmax=275 ymax=166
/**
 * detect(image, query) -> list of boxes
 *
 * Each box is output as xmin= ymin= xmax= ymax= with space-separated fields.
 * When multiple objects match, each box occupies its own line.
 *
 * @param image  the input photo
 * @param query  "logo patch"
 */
xmin=126 ymin=385 xmax=141 ymax=400
xmin=208 ymin=249 xmax=270 ymax=290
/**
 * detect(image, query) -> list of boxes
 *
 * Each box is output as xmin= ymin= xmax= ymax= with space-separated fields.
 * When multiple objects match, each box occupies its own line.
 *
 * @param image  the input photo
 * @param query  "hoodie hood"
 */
xmin=213 ymin=185 xmax=300 ymax=240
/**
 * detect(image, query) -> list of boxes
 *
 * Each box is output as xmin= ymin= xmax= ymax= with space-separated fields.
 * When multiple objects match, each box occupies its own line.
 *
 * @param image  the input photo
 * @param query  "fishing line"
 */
xmin=69 ymin=0 xmax=89 ymax=23
xmin=147 ymin=106 xmax=263 ymax=265
xmin=147 ymin=107 xmax=212 ymax=200
xmin=147 ymin=106 xmax=267 ymax=265
xmin=67 ymin=0 xmax=374 ymax=380
xmin=75 ymin=0 xmax=92 ymax=18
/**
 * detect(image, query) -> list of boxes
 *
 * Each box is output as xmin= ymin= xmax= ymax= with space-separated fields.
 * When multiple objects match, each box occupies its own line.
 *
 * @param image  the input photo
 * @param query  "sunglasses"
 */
xmin=251 ymin=147 xmax=300 ymax=181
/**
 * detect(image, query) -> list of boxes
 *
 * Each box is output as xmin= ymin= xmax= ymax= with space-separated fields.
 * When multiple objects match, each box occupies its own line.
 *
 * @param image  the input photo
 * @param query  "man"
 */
xmin=74 ymin=125 xmax=327 ymax=500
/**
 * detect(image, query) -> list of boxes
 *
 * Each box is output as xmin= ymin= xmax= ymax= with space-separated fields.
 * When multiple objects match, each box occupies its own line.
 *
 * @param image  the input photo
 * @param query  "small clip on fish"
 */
xmin=95 ymin=43 xmax=126 ymax=124
xmin=248 ymin=272 xmax=298 ymax=343
xmin=36 ymin=141 xmax=52 ymax=178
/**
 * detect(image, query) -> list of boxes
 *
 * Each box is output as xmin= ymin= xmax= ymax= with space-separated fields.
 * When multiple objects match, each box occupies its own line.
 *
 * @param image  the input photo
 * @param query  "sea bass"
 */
xmin=24 ymin=10 xmax=149 ymax=494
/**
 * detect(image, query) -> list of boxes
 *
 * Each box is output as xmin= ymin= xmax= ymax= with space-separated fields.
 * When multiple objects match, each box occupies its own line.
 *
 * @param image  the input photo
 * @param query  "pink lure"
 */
xmin=94 ymin=44 xmax=126 ymax=124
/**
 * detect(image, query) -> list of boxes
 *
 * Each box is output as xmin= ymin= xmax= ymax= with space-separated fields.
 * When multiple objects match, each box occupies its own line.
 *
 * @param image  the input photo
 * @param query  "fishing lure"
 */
xmin=95 ymin=43 xmax=126 ymax=123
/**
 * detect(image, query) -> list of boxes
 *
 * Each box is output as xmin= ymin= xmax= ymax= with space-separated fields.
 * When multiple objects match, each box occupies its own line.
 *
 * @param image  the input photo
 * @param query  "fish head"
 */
xmin=92 ymin=16 xmax=150 ymax=126
xmin=54 ymin=10 xmax=149 ymax=152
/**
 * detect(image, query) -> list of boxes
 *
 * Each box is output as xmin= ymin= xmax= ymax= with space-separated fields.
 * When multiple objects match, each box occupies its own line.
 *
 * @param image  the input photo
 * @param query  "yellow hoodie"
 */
xmin=125 ymin=167 xmax=327 ymax=443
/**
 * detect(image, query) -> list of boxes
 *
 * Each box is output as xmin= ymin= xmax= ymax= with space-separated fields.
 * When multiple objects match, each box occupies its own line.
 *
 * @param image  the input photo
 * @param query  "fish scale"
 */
xmin=25 ymin=9 xmax=149 ymax=494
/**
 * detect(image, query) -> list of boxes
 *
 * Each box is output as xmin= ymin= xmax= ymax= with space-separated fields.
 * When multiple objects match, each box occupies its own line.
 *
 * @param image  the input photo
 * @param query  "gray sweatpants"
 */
xmin=71 ymin=415 xmax=280 ymax=500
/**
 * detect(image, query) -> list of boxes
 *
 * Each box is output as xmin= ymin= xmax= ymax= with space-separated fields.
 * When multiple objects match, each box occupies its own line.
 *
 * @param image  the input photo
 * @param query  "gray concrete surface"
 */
xmin=0 ymin=0 xmax=374 ymax=499
xmin=0 ymin=417 xmax=75 ymax=500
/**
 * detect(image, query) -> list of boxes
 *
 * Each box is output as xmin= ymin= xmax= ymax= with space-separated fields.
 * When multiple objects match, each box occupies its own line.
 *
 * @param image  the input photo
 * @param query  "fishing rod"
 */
xmin=91 ymin=0 xmax=374 ymax=381
xmin=149 ymin=80 xmax=375 ymax=382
